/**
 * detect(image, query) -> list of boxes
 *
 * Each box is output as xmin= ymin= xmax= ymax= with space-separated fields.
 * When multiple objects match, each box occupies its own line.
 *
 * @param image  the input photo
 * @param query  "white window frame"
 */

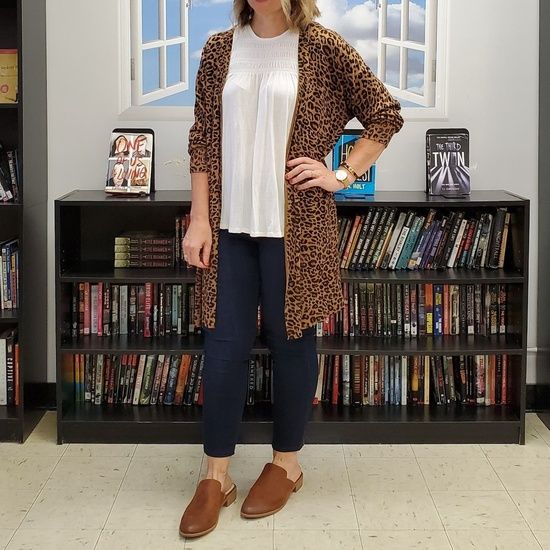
xmin=120 ymin=0 xmax=191 ymax=112
xmin=118 ymin=0 xmax=449 ymax=122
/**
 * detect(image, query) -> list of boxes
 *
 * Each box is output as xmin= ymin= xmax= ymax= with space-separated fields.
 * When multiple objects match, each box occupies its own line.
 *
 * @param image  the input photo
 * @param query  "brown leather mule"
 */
xmin=240 ymin=462 xmax=303 ymax=519
xmin=179 ymin=478 xmax=237 ymax=538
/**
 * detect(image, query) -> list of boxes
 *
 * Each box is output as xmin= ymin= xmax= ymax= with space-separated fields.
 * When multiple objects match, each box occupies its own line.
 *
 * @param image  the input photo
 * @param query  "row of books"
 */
xmin=64 ymin=353 xmax=205 ymax=406
xmin=1 ymin=238 xmax=19 ymax=310
xmin=324 ymin=282 xmax=510 ymax=337
xmin=113 ymin=231 xmax=175 ymax=268
xmin=0 ymin=142 xmax=20 ymax=202
xmin=67 ymin=279 xmax=514 ymax=341
xmin=339 ymin=207 xmax=511 ymax=271
xmin=318 ymin=353 xmax=511 ymax=406
xmin=67 ymin=281 xmax=197 ymax=338
xmin=65 ymin=351 xmax=511 ymax=408
xmin=0 ymin=328 xmax=19 ymax=406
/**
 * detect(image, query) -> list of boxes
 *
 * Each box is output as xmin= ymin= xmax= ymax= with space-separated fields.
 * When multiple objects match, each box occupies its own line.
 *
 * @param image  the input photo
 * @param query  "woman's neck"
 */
xmin=249 ymin=13 xmax=289 ymax=38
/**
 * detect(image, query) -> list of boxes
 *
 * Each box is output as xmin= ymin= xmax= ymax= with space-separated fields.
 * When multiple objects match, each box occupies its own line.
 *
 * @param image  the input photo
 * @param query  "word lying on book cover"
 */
xmin=105 ymin=128 xmax=154 ymax=195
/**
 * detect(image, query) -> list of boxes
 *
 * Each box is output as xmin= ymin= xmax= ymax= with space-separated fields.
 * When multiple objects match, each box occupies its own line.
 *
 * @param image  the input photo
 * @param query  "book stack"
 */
xmin=0 ymin=142 xmax=20 ymax=202
xmin=175 ymin=213 xmax=191 ymax=268
xmin=114 ymin=230 xmax=175 ymax=268
xmin=339 ymin=207 xmax=511 ymax=270
xmin=1 ymin=238 xmax=19 ymax=310
xmin=0 ymin=327 xmax=19 ymax=406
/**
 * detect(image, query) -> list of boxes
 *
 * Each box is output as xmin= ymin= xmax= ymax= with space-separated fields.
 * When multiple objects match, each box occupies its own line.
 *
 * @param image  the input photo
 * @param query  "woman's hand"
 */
xmin=182 ymin=216 xmax=212 ymax=269
xmin=285 ymin=157 xmax=350 ymax=192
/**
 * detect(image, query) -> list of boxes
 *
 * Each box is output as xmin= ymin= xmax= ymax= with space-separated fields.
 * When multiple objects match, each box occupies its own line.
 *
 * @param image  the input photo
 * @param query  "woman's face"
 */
xmin=247 ymin=0 xmax=283 ymax=16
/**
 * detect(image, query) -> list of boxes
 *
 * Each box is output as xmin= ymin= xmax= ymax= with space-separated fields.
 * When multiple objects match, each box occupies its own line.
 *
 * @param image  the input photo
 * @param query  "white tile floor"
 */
xmin=0 ymin=411 xmax=549 ymax=549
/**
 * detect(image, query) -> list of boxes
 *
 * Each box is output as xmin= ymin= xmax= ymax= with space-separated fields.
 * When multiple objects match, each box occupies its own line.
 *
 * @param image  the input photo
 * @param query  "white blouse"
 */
xmin=219 ymin=23 xmax=299 ymax=238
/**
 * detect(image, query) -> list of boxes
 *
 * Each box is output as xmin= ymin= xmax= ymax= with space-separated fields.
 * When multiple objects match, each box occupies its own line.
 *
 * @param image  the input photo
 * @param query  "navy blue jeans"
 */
xmin=201 ymin=228 xmax=319 ymax=457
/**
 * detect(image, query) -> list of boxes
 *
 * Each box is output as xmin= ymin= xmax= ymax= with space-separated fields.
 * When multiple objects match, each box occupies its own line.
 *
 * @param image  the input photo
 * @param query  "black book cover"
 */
xmin=426 ymin=128 xmax=470 ymax=196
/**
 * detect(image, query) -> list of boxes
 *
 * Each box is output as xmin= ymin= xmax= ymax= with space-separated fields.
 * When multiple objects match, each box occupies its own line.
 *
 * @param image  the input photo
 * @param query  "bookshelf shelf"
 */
xmin=0 ymin=309 xmax=19 ymax=323
xmin=59 ymin=402 xmax=521 ymax=445
xmin=59 ymin=262 xmax=524 ymax=285
xmin=55 ymin=189 xmax=530 ymax=445
xmin=58 ymin=333 xmax=524 ymax=356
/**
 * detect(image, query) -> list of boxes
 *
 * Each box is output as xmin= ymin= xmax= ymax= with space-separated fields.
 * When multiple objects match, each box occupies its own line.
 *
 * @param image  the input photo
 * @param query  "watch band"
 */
xmin=341 ymin=160 xmax=360 ymax=180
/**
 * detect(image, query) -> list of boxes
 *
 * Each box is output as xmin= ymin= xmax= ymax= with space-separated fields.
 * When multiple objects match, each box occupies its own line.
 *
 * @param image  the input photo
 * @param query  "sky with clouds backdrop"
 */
xmin=143 ymin=0 xmax=427 ymax=107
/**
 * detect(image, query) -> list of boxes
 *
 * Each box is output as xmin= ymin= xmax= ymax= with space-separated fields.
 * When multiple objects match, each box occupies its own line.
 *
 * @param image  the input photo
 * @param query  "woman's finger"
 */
xmin=285 ymin=161 xmax=318 ymax=180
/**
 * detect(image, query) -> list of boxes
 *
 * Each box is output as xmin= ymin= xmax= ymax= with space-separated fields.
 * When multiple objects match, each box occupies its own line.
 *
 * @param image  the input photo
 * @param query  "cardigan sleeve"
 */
xmin=188 ymin=37 xmax=213 ymax=174
xmin=333 ymin=33 xmax=404 ymax=147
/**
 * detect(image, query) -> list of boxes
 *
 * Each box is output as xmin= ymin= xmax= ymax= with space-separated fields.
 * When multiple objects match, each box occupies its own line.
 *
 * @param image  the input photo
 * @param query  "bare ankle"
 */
xmin=205 ymin=455 xmax=233 ymax=491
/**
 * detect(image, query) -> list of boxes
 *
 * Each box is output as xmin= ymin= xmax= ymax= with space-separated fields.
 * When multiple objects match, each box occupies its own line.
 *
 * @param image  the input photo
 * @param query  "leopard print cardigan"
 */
xmin=189 ymin=20 xmax=404 ymax=339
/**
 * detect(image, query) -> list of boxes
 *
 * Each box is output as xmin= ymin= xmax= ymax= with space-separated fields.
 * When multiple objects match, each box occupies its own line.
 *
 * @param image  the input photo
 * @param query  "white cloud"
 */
xmin=316 ymin=0 xmax=426 ymax=93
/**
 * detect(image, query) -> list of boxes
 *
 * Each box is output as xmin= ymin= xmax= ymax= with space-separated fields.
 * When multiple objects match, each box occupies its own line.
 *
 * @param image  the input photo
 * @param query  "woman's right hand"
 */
xmin=182 ymin=216 xmax=212 ymax=269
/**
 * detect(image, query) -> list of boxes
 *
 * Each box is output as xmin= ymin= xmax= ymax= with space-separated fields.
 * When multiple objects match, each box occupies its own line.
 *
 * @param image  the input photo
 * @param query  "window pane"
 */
xmin=142 ymin=0 xmax=159 ymax=43
xmin=386 ymin=0 xmax=401 ymax=40
xmin=166 ymin=0 xmax=181 ymax=39
xmin=167 ymin=44 xmax=181 ymax=86
xmin=384 ymin=44 xmax=400 ymax=88
xmin=406 ymin=48 xmax=424 ymax=94
xmin=143 ymin=48 xmax=160 ymax=93
xmin=408 ymin=0 xmax=426 ymax=44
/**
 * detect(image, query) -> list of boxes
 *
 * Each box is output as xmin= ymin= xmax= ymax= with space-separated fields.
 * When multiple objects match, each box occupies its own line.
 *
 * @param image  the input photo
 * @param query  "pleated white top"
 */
xmin=219 ymin=23 xmax=299 ymax=237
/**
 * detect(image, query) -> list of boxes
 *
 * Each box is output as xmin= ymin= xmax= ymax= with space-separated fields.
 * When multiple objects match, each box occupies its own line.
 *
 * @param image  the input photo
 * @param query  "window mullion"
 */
xmin=378 ymin=0 xmax=387 ymax=80
xmin=160 ymin=0 xmax=166 ymax=89
xmin=182 ymin=0 xmax=188 ymax=86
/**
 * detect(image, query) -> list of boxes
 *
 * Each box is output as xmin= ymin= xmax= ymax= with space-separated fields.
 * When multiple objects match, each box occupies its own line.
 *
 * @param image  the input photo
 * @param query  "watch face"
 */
xmin=335 ymin=169 xmax=348 ymax=182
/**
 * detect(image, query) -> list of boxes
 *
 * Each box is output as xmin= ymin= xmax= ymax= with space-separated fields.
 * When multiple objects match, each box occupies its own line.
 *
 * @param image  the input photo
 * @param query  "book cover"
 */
xmin=332 ymin=129 xmax=376 ymax=197
xmin=426 ymin=128 xmax=470 ymax=196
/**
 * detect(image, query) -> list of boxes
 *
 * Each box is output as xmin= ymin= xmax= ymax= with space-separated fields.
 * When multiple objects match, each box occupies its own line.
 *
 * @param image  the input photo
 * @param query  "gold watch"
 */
xmin=335 ymin=166 xmax=353 ymax=189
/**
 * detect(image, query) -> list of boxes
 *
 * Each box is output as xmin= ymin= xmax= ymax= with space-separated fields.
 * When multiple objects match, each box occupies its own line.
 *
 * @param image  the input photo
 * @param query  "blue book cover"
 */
xmin=332 ymin=129 xmax=376 ymax=197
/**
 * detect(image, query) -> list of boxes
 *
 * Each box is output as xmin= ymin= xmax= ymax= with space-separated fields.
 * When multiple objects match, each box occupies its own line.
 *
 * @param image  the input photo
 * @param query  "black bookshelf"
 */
xmin=55 ymin=189 xmax=529 ymax=445
xmin=0 ymin=0 xmax=43 ymax=442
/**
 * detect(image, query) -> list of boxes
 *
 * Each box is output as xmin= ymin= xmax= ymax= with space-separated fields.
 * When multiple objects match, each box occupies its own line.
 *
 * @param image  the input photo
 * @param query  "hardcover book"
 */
xmin=332 ymin=129 xmax=376 ymax=197
xmin=105 ymin=128 xmax=155 ymax=196
xmin=426 ymin=128 xmax=470 ymax=196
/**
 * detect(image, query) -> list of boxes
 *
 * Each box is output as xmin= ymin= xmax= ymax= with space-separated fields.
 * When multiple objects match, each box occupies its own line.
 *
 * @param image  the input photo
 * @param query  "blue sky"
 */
xmin=142 ymin=0 xmax=427 ymax=107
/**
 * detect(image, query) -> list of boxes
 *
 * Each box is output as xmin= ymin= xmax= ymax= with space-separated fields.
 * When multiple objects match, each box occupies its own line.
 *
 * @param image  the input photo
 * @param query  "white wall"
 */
xmin=46 ymin=0 xmax=540 ymax=382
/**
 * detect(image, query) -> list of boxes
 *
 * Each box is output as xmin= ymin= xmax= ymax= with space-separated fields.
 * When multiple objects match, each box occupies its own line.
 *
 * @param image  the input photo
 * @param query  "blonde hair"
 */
xmin=232 ymin=0 xmax=320 ymax=31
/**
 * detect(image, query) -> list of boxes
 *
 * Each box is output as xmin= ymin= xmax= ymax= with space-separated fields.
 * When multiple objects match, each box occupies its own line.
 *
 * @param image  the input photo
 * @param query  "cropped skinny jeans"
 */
xmin=201 ymin=228 xmax=319 ymax=457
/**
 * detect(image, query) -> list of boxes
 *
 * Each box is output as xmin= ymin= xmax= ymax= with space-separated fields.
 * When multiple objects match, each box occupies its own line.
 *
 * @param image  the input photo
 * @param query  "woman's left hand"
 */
xmin=285 ymin=157 xmax=348 ymax=192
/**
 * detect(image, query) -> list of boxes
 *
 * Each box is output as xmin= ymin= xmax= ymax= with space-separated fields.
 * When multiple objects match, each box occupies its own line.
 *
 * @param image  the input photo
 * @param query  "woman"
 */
xmin=180 ymin=0 xmax=404 ymax=538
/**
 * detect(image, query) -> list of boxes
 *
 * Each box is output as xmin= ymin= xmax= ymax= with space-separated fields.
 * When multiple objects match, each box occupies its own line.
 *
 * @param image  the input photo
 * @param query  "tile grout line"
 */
xmin=92 ymin=443 xmax=138 ymax=550
xmin=484 ymin=448 xmax=545 ymax=549
xmin=412 ymin=449 xmax=455 ymax=550
xmin=341 ymin=443 xmax=365 ymax=550
xmin=3 ymin=416 xmax=70 ymax=548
